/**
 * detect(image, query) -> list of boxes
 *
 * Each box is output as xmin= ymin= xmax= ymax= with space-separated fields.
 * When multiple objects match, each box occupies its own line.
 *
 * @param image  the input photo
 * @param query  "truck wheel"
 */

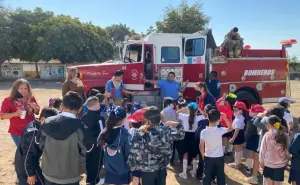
xmin=236 ymin=91 xmax=259 ymax=108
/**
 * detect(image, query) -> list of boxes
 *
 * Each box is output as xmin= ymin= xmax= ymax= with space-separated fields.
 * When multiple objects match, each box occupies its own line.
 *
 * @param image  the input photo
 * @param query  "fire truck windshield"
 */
xmin=124 ymin=44 xmax=142 ymax=63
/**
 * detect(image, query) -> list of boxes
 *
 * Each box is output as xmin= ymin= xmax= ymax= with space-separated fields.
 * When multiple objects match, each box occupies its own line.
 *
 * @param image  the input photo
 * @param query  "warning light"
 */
xmin=244 ymin=45 xmax=251 ymax=50
xmin=280 ymin=39 xmax=297 ymax=45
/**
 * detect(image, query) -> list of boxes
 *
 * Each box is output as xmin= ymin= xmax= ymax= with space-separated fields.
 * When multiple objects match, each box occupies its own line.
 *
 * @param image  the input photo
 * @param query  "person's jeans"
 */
xmin=11 ymin=134 xmax=21 ymax=146
xmin=203 ymin=156 xmax=225 ymax=185
xmin=142 ymin=168 xmax=167 ymax=185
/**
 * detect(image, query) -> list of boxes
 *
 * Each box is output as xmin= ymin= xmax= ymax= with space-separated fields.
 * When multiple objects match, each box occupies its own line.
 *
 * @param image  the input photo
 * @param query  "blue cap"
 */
xmin=107 ymin=106 xmax=127 ymax=121
xmin=279 ymin=97 xmax=295 ymax=104
xmin=188 ymin=102 xmax=198 ymax=110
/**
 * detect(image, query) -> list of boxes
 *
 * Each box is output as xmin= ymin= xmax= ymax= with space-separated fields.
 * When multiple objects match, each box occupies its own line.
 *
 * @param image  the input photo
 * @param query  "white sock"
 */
xmin=228 ymin=145 xmax=233 ymax=152
xmin=192 ymin=159 xmax=197 ymax=174
xmin=222 ymin=146 xmax=225 ymax=153
xmin=183 ymin=159 xmax=188 ymax=175
xmin=235 ymin=151 xmax=241 ymax=165
xmin=247 ymin=158 xmax=253 ymax=169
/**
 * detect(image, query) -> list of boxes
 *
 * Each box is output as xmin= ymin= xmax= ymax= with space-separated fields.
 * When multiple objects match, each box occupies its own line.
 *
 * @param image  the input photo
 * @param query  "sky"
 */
xmin=4 ymin=0 xmax=300 ymax=57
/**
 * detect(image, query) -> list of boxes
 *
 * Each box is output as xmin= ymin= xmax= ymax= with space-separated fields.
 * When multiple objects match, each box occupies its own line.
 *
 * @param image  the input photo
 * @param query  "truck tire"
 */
xmin=236 ymin=91 xmax=259 ymax=108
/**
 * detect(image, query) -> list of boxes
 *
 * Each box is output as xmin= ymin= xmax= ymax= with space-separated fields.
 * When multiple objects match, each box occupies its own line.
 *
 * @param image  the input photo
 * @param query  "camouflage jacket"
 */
xmin=127 ymin=122 xmax=185 ymax=172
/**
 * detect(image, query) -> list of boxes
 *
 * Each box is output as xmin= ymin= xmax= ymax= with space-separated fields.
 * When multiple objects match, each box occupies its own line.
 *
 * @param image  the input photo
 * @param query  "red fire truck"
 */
xmin=72 ymin=29 xmax=297 ymax=107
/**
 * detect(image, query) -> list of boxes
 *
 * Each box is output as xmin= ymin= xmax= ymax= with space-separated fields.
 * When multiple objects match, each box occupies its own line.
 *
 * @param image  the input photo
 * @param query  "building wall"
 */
xmin=1 ymin=63 xmax=67 ymax=79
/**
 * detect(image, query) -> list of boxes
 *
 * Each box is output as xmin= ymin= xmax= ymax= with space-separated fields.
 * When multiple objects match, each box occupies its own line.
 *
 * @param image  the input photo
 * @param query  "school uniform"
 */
xmin=195 ymin=119 xmax=209 ymax=180
xmin=178 ymin=113 xmax=204 ymax=158
xmin=289 ymin=133 xmax=300 ymax=184
xmin=81 ymin=110 xmax=105 ymax=185
xmin=201 ymin=126 xmax=229 ymax=185
xmin=259 ymin=130 xmax=290 ymax=182
xmin=15 ymin=119 xmax=44 ymax=185
xmin=232 ymin=115 xmax=245 ymax=145
xmin=245 ymin=117 xmax=259 ymax=152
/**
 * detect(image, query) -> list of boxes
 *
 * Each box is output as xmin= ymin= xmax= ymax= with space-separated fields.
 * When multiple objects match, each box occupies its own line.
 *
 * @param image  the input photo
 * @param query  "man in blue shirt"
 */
xmin=145 ymin=72 xmax=188 ymax=100
xmin=207 ymin=71 xmax=221 ymax=100
xmin=105 ymin=70 xmax=136 ymax=106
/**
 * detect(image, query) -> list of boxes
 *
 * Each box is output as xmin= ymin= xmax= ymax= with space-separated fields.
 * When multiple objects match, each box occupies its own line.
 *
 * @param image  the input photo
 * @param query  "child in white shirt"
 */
xmin=179 ymin=102 xmax=205 ymax=179
xmin=200 ymin=109 xmax=232 ymax=185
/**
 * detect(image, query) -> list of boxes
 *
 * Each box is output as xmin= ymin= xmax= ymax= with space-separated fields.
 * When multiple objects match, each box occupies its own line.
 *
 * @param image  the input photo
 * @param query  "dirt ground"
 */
xmin=0 ymin=80 xmax=299 ymax=185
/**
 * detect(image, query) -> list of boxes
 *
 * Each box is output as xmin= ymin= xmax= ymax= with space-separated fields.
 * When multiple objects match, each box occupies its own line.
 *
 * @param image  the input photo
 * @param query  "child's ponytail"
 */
xmin=188 ymin=102 xmax=198 ymax=130
xmin=268 ymin=115 xmax=288 ymax=150
xmin=188 ymin=107 xmax=196 ymax=130
xmin=100 ymin=111 xmax=118 ymax=146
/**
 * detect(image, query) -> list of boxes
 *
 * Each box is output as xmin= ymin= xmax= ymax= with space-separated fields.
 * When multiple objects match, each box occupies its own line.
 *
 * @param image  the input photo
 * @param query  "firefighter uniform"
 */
xmin=221 ymin=27 xmax=244 ymax=58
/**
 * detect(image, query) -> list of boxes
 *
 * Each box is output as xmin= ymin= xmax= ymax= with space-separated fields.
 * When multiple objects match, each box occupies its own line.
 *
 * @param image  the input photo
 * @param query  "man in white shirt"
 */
xmin=200 ymin=109 xmax=232 ymax=185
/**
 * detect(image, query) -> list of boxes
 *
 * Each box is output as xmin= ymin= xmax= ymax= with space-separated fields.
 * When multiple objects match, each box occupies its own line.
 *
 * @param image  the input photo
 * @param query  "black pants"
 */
xmin=142 ymin=168 xmax=167 ymax=185
xmin=45 ymin=179 xmax=79 ymax=185
xmin=86 ymin=146 xmax=102 ymax=185
xmin=17 ymin=168 xmax=44 ymax=185
xmin=170 ymin=141 xmax=181 ymax=164
xmin=197 ymin=152 xmax=204 ymax=179
xmin=203 ymin=156 xmax=225 ymax=185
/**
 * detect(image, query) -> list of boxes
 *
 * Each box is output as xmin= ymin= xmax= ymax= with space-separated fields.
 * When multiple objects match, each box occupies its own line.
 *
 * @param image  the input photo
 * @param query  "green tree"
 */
xmin=156 ymin=1 xmax=210 ymax=33
xmin=146 ymin=26 xmax=156 ymax=35
xmin=289 ymin=56 xmax=300 ymax=72
xmin=33 ymin=15 xmax=114 ymax=64
xmin=0 ymin=2 xmax=13 ymax=77
xmin=10 ymin=8 xmax=54 ymax=77
xmin=105 ymin=24 xmax=132 ymax=44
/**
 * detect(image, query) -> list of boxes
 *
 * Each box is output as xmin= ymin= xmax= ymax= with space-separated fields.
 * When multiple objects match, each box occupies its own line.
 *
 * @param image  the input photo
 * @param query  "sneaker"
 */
xmin=245 ymin=176 xmax=258 ymax=184
xmin=189 ymin=170 xmax=196 ymax=178
xmin=179 ymin=172 xmax=187 ymax=180
xmin=225 ymin=152 xmax=232 ymax=156
xmin=244 ymin=167 xmax=252 ymax=174
xmin=96 ymin=178 xmax=105 ymax=185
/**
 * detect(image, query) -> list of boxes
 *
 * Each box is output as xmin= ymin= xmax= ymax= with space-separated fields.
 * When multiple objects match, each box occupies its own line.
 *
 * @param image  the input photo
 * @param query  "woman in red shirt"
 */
xmin=0 ymin=78 xmax=40 ymax=146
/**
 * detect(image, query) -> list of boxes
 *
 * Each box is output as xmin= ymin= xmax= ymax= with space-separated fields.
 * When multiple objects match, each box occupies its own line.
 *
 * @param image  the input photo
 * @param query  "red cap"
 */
xmin=127 ymin=109 xmax=145 ymax=123
xmin=233 ymin=101 xmax=247 ymax=111
xmin=249 ymin=104 xmax=265 ymax=113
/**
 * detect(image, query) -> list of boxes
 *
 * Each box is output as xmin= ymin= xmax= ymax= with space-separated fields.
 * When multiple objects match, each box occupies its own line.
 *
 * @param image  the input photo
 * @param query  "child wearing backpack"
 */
xmin=98 ymin=106 xmax=131 ymax=185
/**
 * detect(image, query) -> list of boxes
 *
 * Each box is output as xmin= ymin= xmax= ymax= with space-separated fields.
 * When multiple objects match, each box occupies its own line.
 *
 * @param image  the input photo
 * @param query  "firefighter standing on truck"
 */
xmin=221 ymin=27 xmax=244 ymax=58
xmin=105 ymin=70 xmax=136 ymax=106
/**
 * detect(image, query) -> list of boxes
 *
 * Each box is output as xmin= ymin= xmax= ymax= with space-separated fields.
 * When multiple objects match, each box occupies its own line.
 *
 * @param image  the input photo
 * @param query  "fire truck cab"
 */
xmin=73 ymin=29 xmax=296 ymax=107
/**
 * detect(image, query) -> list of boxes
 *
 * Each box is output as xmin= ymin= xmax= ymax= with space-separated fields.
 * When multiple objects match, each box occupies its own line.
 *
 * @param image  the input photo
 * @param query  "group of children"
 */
xmin=13 ymin=87 xmax=300 ymax=185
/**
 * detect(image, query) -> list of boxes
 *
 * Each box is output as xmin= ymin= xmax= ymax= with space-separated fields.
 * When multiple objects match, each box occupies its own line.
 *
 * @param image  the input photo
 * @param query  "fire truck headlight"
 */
xmin=229 ymin=84 xmax=237 ymax=92
xmin=256 ymin=83 xmax=263 ymax=91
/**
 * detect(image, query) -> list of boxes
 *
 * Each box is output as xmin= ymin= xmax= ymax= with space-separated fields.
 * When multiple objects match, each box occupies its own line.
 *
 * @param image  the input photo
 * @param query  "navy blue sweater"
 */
xmin=289 ymin=133 xmax=300 ymax=172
